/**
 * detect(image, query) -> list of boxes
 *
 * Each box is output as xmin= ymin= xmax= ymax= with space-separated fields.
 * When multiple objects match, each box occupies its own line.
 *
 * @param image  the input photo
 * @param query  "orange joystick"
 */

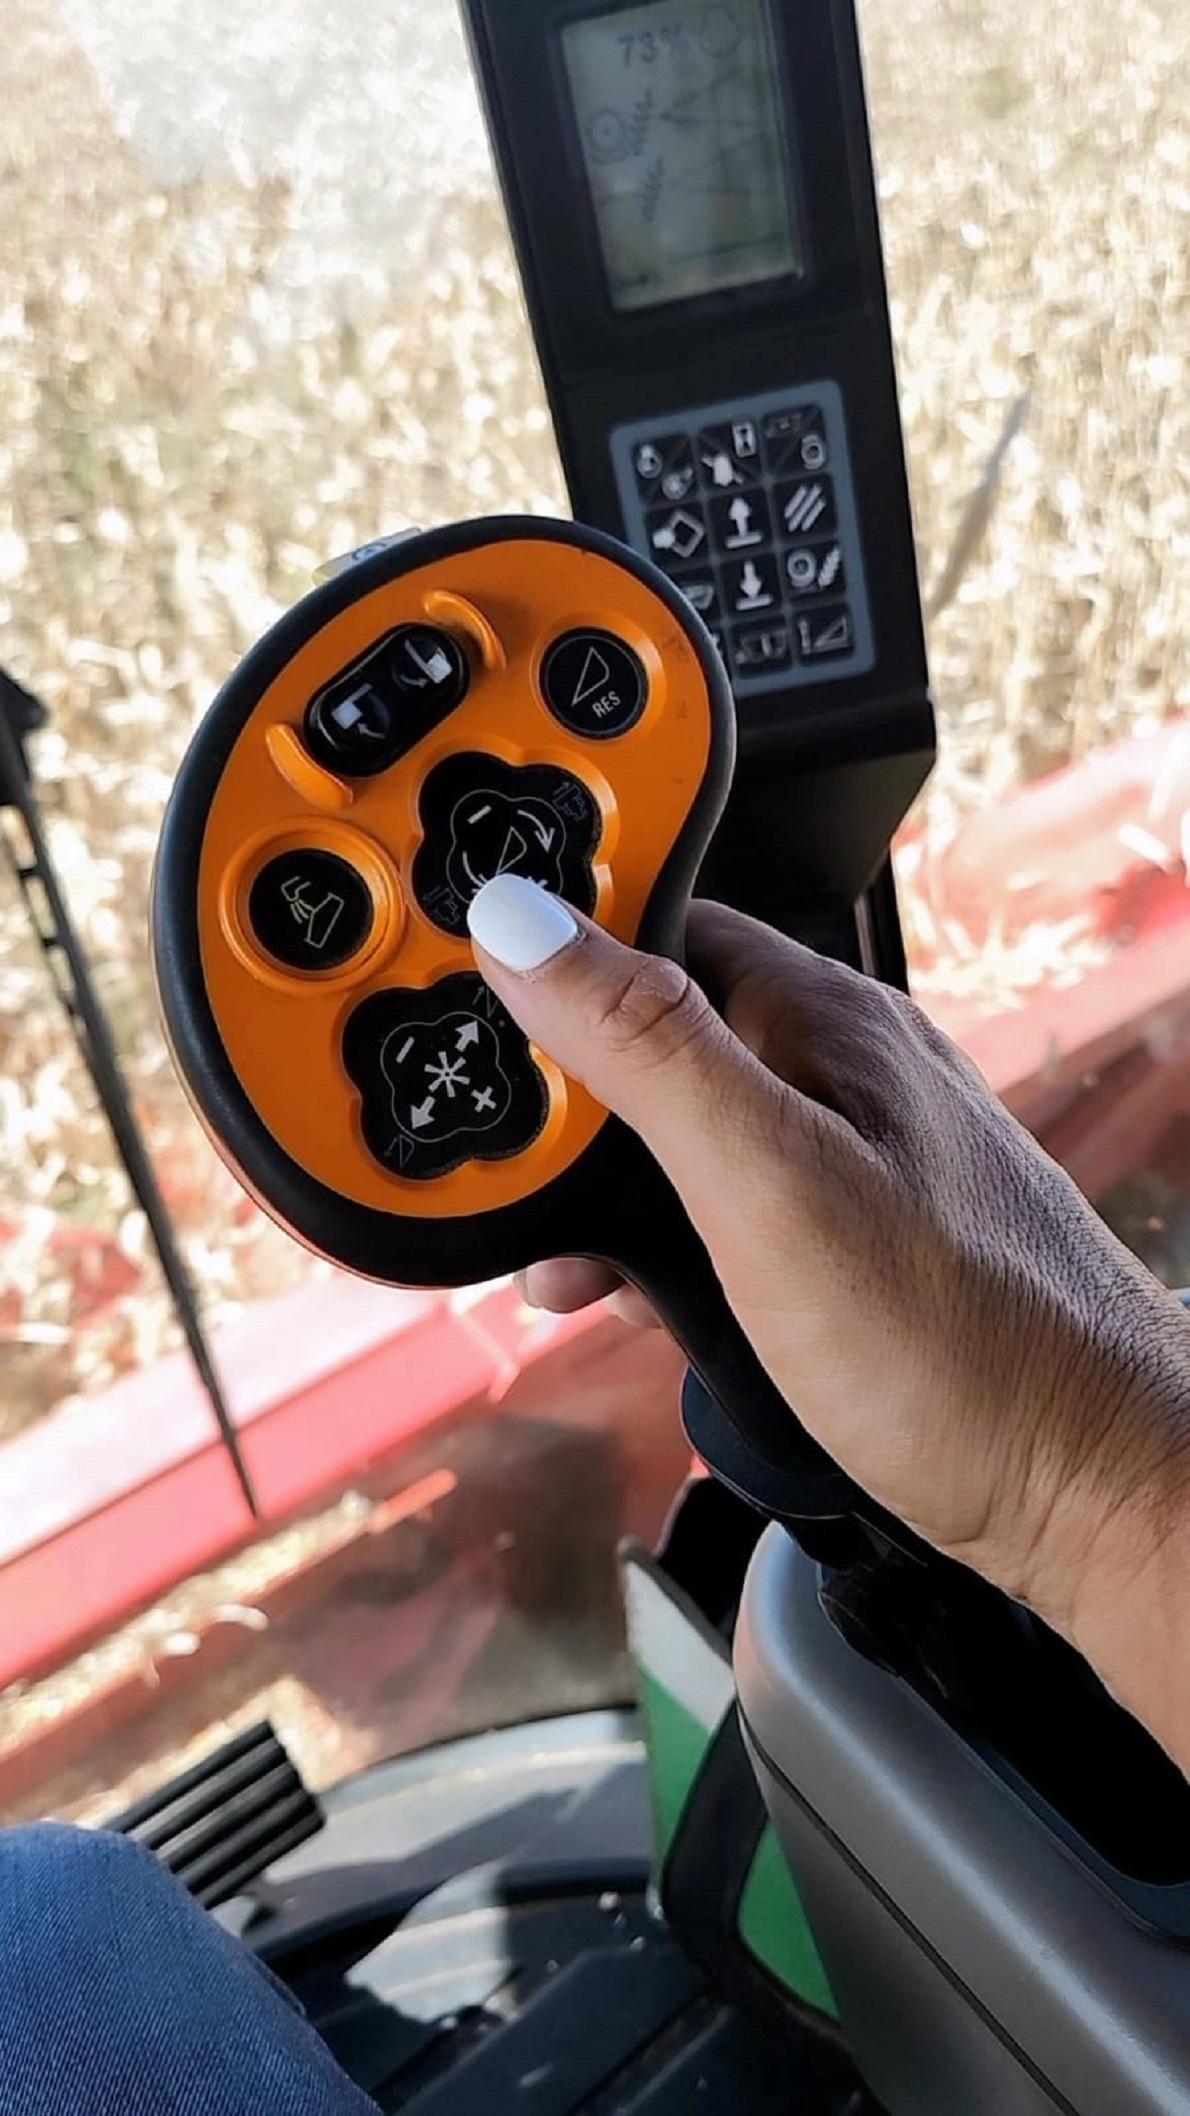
xmin=154 ymin=516 xmax=857 ymax=1524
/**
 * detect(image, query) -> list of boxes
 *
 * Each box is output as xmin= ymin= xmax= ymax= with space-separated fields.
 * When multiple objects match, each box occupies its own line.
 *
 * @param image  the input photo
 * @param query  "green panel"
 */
xmin=739 ymin=1822 xmax=839 ymax=2020
xmin=637 ymin=1664 xmax=837 ymax=2021
xmin=637 ymin=1667 xmax=718 ymax=1863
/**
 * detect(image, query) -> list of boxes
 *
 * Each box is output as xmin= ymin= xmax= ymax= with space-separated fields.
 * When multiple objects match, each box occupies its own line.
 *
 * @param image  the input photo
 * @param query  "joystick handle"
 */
xmin=154 ymin=516 xmax=867 ymax=1525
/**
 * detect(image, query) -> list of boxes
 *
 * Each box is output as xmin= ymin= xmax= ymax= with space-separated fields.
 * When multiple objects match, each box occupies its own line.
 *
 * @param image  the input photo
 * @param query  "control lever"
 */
xmin=153 ymin=517 xmax=873 ymax=1526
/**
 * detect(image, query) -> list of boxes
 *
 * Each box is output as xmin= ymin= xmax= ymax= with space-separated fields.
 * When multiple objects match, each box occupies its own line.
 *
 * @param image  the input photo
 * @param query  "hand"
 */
xmin=467 ymin=875 xmax=1190 ymax=1765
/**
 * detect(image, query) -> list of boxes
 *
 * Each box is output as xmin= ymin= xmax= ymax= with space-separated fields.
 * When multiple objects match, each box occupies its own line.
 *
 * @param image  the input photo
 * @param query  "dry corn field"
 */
xmin=0 ymin=0 xmax=1186 ymax=1437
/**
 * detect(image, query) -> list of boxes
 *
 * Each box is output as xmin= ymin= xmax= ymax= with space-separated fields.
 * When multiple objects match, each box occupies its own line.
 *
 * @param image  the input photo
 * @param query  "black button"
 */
xmin=248 ymin=848 xmax=373 ymax=971
xmin=643 ymin=502 xmax=709 ymax=571
xmin=708 ymin=487 xmax=772 ymax=559
xmin=695 ymin=419 xmax=762 ymax=493
xmin=412 ymin=752 xmax=600 ymax=936
xmin=727 ymin=620 xmax=793 ymax=676
xmin=761 ymin=405 xmax=828 ymax=476
xmin=794 ymin=603 xmax=854 ymax=660
xmin=785 ymin=538 xmax=846 ymax=599
xmin=668 ymin=566 xmax=720 ymax=623
xmin=774 ymin=475 xmax=836 ymax=542
xmin=721 ymin=552 xmax=781 ymax=622
xmin=631 ymin=433 xmax=697 ymax=504
xmin=304 ymin=625 xmax=468 ymax=777
xmin=342 ymin=973 xmax=549 ymax=1180
xmin=540 ymin=630 xmax=647 ymax=740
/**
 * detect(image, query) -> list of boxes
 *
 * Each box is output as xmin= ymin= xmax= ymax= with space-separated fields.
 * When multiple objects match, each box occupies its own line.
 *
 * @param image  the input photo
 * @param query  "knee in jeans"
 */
xmin=0 ymin=1822 xmax=162 ymax=1913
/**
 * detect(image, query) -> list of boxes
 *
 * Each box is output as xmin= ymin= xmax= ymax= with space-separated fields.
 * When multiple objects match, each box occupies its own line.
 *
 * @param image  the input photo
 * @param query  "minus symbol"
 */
xmin=467 ymin=804 xmax=492 ymax=824
xmin=396 ymin=1036 xmax=414 ymax=1062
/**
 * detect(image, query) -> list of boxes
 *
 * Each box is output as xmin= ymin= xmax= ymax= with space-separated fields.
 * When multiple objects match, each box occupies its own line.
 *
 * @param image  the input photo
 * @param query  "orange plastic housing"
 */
xmin=196 ymin=537 xmax=713 ymax=1218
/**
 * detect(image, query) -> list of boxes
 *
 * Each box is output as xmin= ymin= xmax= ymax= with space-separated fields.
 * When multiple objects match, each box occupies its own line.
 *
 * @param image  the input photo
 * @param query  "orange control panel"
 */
xmin=159 ymin=521 xmax=728 ymax=1232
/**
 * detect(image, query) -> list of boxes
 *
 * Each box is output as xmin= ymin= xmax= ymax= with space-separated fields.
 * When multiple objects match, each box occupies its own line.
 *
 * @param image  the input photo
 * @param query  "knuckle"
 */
xmin=593 ymin=956 xmax=711 ymax=1072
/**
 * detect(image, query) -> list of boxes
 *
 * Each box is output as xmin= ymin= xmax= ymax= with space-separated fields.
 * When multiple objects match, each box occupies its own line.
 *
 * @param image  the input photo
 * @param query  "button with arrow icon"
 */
xmin=540 ymin=627 xmax=647 ymax=739
xmin=304 ymin=624 xmax=469 ymax=777
xmin=342 ymin=972 xmax=549 ymax=1180
xmin=709 ymin=488 xmax=772 ymax=554
xmin=412 ymin=752 xmax=600 ymax=935
xmin=722 ymin=553 xmax=780 ymax=617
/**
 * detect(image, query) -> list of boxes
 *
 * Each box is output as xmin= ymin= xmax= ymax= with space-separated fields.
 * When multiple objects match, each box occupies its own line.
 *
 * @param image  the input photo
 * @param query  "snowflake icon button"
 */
xmin=342 ymin=973 xmax=549 ymax=1179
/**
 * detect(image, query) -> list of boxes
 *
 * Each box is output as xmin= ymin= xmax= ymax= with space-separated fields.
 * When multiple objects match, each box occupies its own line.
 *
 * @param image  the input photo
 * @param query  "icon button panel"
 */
xmin=248 ymin=848 xmax=373 ymax=971
xmin=412 ymin=752 xmax=599 ymax=938
xmin=343 ymin=972 xmax=549 ymax=1180
xmin=303 ymin=625 xmax=468 ymax=776
xmin=611 ymin=380 xmax=873 ymax=695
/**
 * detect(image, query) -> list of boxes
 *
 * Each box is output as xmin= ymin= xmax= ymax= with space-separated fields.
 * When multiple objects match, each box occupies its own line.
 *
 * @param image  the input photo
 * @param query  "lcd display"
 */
xmin=561 ymin=0 xmax=802 ymax=311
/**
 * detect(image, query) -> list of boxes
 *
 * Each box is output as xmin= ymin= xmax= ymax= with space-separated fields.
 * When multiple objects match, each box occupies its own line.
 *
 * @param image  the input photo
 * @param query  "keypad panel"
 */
xmin=610 ymin=381 xmax=874 ymax=698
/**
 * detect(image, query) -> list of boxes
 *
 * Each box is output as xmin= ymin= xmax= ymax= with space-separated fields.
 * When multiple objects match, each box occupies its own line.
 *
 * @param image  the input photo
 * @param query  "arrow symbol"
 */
xmin=456 ymin=1020 xmax=481 ymax=1051
xmin=330 ymin=683 xmax=385 ymax=735
xmin=736 ymin=560 xmax=772 ymax=609
xmin=409 ymin=1099 xmax=435 ymax=1131
xmin=403 ymin=637 xmax=453 ymax=687
xmin=523 ymin=810 xmax=556 ymax=853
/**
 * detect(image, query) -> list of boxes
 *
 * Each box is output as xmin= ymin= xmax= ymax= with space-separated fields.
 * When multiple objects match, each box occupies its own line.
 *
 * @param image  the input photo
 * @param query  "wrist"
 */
xmin=1067 ymin=1484 xmax=1190 ymax=1771
xmin=1022 ymin=1371 xmax=1190 ymax=1770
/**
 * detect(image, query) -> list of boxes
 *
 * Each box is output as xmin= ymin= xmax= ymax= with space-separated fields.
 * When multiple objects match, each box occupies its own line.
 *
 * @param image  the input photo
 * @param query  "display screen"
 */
xmin=561 ymin=0 xmax=802 ymax=312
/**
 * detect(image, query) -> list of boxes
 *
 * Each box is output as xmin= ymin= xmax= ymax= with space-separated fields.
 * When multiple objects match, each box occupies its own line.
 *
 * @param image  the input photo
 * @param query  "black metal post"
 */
xmin=0 ymin=671 xmax=259 ymax=1519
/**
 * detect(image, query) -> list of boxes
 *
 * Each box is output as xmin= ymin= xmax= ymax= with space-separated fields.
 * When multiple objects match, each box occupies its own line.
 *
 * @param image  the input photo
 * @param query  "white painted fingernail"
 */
xmin=466 ymin=874 xmax=580 ymax=972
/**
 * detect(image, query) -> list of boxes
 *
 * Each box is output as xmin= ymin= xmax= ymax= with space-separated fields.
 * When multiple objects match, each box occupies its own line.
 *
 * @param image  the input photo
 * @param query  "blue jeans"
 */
xmin=0 ymin=1825 xmax=381 ymax=2113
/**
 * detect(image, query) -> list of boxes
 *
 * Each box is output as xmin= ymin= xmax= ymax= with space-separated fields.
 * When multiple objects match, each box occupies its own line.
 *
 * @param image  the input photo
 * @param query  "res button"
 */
xmin=248 ymin=848 xmax=374 ymax=971
xmin=540 ymin=628 xmax=647 ymax=739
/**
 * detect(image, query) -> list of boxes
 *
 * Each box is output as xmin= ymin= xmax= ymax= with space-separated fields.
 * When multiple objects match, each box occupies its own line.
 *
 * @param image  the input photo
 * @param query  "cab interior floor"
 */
xmin=224 ymin=1711 xmax=878 ymax=2115
xmin=301 ymin=1887 xmax=871 ymax=2113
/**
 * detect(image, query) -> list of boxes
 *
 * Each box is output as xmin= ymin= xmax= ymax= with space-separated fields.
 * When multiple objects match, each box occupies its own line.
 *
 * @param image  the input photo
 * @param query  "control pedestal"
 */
xmin=737 ymin=1529 xmax=1190 ymax=2116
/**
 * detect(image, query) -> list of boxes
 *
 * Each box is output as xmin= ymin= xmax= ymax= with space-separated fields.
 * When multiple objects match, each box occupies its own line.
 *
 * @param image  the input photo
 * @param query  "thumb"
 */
xmin=465 ymin=873 xmax=784 ymax=1218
